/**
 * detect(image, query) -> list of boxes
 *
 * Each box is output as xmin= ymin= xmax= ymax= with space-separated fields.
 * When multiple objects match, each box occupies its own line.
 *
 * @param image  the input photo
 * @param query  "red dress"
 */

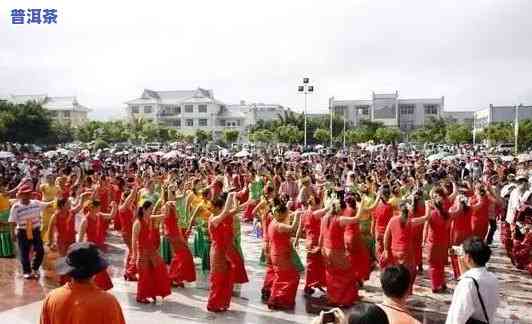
xmin=207 ymin=217 xmax=234 ymax=312
xmin=261 ymin=212 xmax=275 ymax=295
xmin=471 ymin=196 xmax=490 ymax=240
xmin=55 ymin=210 xmax=76 ymax=256
xmin=303 ymin=209 xmax=326 ymax=290
xmin=374 ymin=201 xmax=394 ymax=267
xmin=165 ymin=207 xmax=196 ymax=284
xmin=119 ymin=207 xmax=136 ymax=278
xmin=451 ymin=205 xmax=472 ymax=246
xmin=426 ymin=209 xmax=451 ymax=290
xmin=136 ymin=218 xmax=171 ymax=300
xmin=343 ymin=207 xmax=370 ymax=282
xmin=86 ymin=215 xmax=113 ymax=291
xmin=322 ymin=215 xmax=358 ymax=307
xmin=387 ymin=216 xmax=417 ymax=288
xmin=410 ymin=205 xmax=426 ymax=266
xmin=267 ymin=220 xmax=300 ymax=310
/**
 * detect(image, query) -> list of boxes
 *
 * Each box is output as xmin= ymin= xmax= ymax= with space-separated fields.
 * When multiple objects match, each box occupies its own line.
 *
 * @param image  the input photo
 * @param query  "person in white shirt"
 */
xmin=8 ymin=185 xmax=54 ymax=279
xmin=506 ymin=176 xmax=528 ymax=225
xmin=446 ymin=237 xmax=499 ymax=324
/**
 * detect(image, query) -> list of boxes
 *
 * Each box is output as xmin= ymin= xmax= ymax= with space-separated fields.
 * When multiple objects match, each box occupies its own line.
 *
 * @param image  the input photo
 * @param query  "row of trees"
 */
xmin=0 ymin=101 xmax=241 ymax=147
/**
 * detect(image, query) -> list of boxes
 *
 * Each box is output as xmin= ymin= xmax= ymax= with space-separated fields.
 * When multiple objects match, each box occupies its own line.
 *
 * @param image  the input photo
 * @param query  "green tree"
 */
xmin=484 ymin=122 xmax=513 ymax=144
xmin=222 ymin=129 xmax=239 ymax=146
xmin=313 ymin=128 xmax=330 ymax=144
xmin=345 ymin=128 xmax=370 ymax=144
xmin=0 ymin=101 xmax=53 ymax=144
xmin=195 ymin=129 xmax=212 ymax=145
xmin=250 ymin=129 xmax=274 ymax=144
xmin=93 ymin=138 xmax=109 ymax=150
xmin=445 ymin=124 xmax=472 ymax=144
xmin=48 ymin=122 xmax=75 ymax=144
xmin=276 ymin=125 xmax=303 ymax=144
xmin=375 ymin=127 xmax=401 ymax=144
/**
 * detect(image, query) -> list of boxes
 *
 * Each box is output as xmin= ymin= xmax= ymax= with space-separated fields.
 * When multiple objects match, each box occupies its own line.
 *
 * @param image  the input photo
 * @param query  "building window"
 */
xmin=144 ymin=106 xmax=153 ymax=113
xmin=131 ymin=105 xmax=139 ymax=114
xmin=424 ymin=104 xmax=438 ymax=115
xmin=199 ymin=119 xmax=208 ymax=127
xmin=184 ymin=105 xmax=194 ymax=113
xmin=356 ymin=105 xmax=370 ymax=115
xmin=64 ymin=111 xmax=71 ymax=118
xmin=225 ymin=120 xmax=237 ymax=127
xmin=171 ymin=119 xmax=181 ymax=127
xmin=173 ymin=106 xmax=181 ymax=114
xmin=186 ymin=119 xmax=194 ymax=127
xmin=399 ymin=104 xmax=415 ymax=115
xmin=333 ymin=105 xmax=347 ymax=115
xmin=198 ymin=105 xmax=207 ymax=113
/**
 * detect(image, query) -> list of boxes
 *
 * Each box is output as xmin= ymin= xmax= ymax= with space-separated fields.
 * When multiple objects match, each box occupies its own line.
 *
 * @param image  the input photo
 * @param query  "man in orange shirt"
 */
xmin=40 ymin=242 xmax=126 ymax=324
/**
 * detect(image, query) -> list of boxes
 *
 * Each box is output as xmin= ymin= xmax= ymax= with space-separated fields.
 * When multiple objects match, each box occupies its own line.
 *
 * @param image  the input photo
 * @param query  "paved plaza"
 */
xmin=0 ymin=223 xmax=530 ymax=324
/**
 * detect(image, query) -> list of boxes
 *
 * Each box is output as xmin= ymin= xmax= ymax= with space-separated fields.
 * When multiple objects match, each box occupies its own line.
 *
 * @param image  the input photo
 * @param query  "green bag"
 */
xmin=0 ymin=232 xmax=14 ymax=257
xmin=160 ymin=236 xmax=172 ymax=264
xmin=291 ymin=246 xmax=305 ymax=273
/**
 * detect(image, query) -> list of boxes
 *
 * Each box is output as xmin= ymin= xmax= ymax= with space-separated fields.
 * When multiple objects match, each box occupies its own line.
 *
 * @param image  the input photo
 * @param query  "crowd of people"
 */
xmin=0 ymin=144 xmax=531 ymax=323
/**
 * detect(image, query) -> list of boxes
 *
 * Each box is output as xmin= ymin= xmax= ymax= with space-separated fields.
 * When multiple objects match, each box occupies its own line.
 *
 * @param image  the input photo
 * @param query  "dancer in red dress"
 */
xmin=47 ymin=194 xmax=91 ymax=284
xmin=118 ymin=187 xmax=138 ymax=281
xmin=131 ymin=200 xmax=171 ymax=304
xmin=371 ymin=187 xmax=393 ymax=267
xmin=343 ymin=194 xmax=371 ymax=285
xmin=383 ymin=201 xmax=430 ymax=292
xmin=164 ymin=201 xmax=196 ymax=287
xmin=409 ymin=190 xmax=426 ymax=273
xmin=78 ymin=200 xmax=117 ymax=291
xmin=267 ymin=198 xmax=302 ymax=310
xmin=449 ymin=185 xmax=472 ymax=246
xmin=470 ymin=186 xmax=492 ymax=240
xmin=207 ymin=192 xmax=241 ymax=312
xmin=300 ymin=195 xmax=327 ymax=296
xmin=320 ymin=197 xmax=360 ymax=307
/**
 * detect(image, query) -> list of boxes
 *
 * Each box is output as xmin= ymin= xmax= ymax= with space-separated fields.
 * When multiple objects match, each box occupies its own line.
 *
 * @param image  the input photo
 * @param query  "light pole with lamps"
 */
xmin=298 ymin=78 xmax=314 ymax=148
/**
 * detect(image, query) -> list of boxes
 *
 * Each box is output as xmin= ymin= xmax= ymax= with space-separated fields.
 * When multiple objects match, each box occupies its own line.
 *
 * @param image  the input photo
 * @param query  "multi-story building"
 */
xmin=442 ymin=110 xmax=475 ymax=126
xmin=473 ymin=104 xmax=532 ymax=132
xmin=125 ymin=88 xmax=287 ymax=142
xmin=227 ymin=100 xmax=287 ymax=126
xmin=3 ymin=94 xmax=90 ymax=127
xmin=330 ymin=91 xmax=444 ymax=131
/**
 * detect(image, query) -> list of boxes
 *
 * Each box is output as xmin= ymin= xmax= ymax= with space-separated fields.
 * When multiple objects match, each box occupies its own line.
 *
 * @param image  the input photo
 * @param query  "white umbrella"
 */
xmin=517 ymin=153 xmax=532 ymax=163
xmin=499 ymin=155 xmax=514 ymax=162
xmin=162 ymin=151 xmax=179 ymax=160
xmin=44 ymin=150 xmax=58 ymax=158
xmin=56 ymin=148 xmax=73 ymax=156
xmin=302 ymin=152 xmax=318 ymax=157
xmin=234 ymin=150 xmax=250 ymax=158
xmin=0 ymin=151 xmax=14 ymax=159
xmin=284 ymin=151 xmax=301 ymax=159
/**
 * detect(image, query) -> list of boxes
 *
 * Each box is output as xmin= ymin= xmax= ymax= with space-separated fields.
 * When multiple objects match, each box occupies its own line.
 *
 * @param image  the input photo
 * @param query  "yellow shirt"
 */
xmin=40 ymin=184 xmax=59 ymax=202
xmin=0 ymin=193 xmax=9 ymax=212
xmin=388 ymin=196 xmax=401 ymax=211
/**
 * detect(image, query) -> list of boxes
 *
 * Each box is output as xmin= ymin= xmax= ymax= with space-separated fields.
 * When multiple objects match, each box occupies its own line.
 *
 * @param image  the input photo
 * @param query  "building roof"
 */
xmin=128 ymin=88 xmax=221 ymax=105
xmin=7 ymin=94 xmax=90 ymax=112
xmin=218 ymin=107 xmax=246 ymax=119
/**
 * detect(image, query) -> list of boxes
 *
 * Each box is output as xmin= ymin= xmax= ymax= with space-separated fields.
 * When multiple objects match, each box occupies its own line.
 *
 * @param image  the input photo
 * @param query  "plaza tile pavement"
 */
xmin=0 ymin=223 xmax=530 ymax=323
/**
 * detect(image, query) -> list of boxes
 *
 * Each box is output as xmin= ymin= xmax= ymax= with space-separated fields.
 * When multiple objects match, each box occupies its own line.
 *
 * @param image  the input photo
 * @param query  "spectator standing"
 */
xmin=446 ymin=237 xmax=499 ymax=324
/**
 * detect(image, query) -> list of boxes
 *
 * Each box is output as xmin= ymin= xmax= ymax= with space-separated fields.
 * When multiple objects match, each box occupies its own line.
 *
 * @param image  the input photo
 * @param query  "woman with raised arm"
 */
xmin=131 ymin=200 xmax=171 ymax=304
xmin=409 ymin=190 xmax=426 ymax=273
xmin=267 ymin=197 xmax=302 ymax=310
xmin=118 ymin=186 xmax=138 ymax=281
xmin=78 ymin=200 xmax=118 ymax=291
xmin=206 ymin=192 xmax=240 ymax=312
xmin=383 ymin=200 xmax=432 ymax=293
xmin=320 ymin=196 xmax=360 ymax=307
xmin=164 ymin=200 xmax=196 ymax=287
xmin=300 ymin=195 xmax=328 ymax=297
xmin=343 ymin=193 xmax=371 ymax=286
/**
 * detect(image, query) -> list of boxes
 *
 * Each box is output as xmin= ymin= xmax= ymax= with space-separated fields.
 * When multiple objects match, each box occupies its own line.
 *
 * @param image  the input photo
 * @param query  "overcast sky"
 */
xmin=1 ymin=0 xmax=532 ymax=120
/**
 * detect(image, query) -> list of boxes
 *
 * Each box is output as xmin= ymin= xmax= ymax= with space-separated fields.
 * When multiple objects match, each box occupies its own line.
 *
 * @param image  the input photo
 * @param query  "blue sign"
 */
xmin=11 ymin=9 xmax=58 ymax=24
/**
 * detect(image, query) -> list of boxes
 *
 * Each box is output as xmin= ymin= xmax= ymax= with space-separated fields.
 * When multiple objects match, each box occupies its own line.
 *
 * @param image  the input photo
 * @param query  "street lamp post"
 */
xmin=298 ymin=78 xmax=314 ymax=148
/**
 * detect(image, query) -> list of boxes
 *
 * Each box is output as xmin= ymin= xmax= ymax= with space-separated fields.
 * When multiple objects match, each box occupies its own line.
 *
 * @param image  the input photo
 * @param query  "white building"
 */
xmin=125 ymin=89 xmax=286 ymax=142
xmin=227 ymin=100 xmax=287 ymax=126
xmin=473 ymin=104 xmax=532 ymax=132
xmin=3 ymin=94 xmax=90 ymax=127
xmin=443 ymin=110 xmax=475 ymax=126
xmin=330 ymin=91 xmax=444 ymax=131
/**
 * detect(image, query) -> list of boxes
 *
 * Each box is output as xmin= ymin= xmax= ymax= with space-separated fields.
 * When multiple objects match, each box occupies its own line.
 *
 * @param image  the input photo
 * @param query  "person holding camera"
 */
xmin=446 ymin=237 xmax=499 ymax=324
